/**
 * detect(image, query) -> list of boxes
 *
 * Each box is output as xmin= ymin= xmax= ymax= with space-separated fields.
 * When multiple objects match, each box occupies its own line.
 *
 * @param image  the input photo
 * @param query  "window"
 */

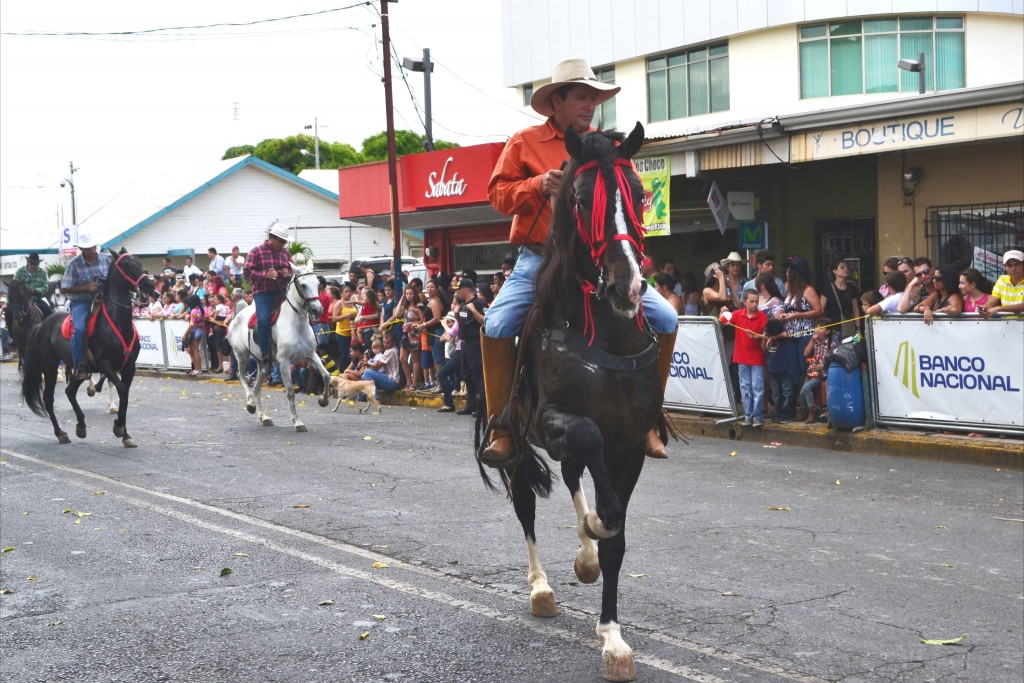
xmin=648 ymin=43 xmax=729 ymax=123
xmin=800 ymin=17 xmax=964 ymax=98
xmin=522 ymin=83 xmax=533 ymax=108
xmin=927 ymin=201 xmax=1024 ymax=283
xmin=594 ymin=67 xmax=617 ymax=129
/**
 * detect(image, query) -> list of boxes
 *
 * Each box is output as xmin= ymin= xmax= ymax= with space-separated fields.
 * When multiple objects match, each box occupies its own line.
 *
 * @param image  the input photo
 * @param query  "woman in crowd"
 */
xmin=652 ymin=273 xmax=683 ymax=313
xmin=822 ymin=257 xmax=861 ymax=342
xmin=702 ymin=263 xmax=730 ymax=316
xmin=959 ymin=268 xmax=991 ymax=313
xmin=921 ymin=267 xmax=964 ymax=325
xmin=878 ymin=257 xmax=901 ymax=296
xmin=145 ymin=291 xmax=163 ymax=319
xmin=436 ymin=297 xmax=463 ymax=412
xmin=159 ymin=292 xmax=176 ymax=318
xmin=396 ymin=284 xmax=423 ymax=392
xmin=354 ymin=286 xmax=381 ymax=350
xmin=331 ymin=283 xmax=358 ymax=368
xmin=379 ymin=279 xmax=402 ymax=348
xmin=207 ymin=274 xmax=229 ymax=300
xmin=756 ymin=273 xmax=785 ymax=319
xmin=208 ymin=293 xmax=231 ymax=372
xmin=421 ymin=278 xmax=446 ymax=390
xmin=171 ymin=289 xmax=188 ymax=319
xmin=680 ymin=272 xmax=703 ymax=315
xmin=775 ymin=255 xmax=822 ymax=418
xmin=182 ymin=294 xmax=206 ymax=376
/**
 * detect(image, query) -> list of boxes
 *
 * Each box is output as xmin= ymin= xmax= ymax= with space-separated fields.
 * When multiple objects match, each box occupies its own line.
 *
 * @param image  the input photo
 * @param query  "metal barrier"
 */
xmin=867 ymin=314 xmax=1023 ymax=436
xmin=663 ymin=317 xmax=737 ymax=418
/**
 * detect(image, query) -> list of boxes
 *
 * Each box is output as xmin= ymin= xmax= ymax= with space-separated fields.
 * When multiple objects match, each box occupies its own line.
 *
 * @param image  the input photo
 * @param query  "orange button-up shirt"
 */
xmin=488 ymin=118 xmax=586 ymax=245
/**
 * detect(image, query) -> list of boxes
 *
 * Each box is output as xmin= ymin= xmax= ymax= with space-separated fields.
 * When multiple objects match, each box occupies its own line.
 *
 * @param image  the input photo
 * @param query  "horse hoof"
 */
xmin=57 ymin=433 xmax=71 ymax=445
xmin=318 ymin=397 xmax=329 ymax=407
xmin=574 ymin=556 xmax=601 ymax=584
xmin=122 ymin=438 xmax=137 ymax=448
xmin=602 ymin=653 xmax=637 ymax=682
xmin=75 ymin=424 xmax=87 ymax=440
xmin=113 ymin=425 xmax=124 ymax=438
xmin=582 ymin=512 xmax=617 ymax=540
xmin=530 ymin=589 xmax=558 ymax=618
xmin=246 ymin=404 xmax=256 ymax=414
xmin=86 ymin=386 xmax=96 ymax=397
xmin=295 ymin=424 xmax=307 ymax=433
xmin=261 ymin=418 xmax=274 ymax=427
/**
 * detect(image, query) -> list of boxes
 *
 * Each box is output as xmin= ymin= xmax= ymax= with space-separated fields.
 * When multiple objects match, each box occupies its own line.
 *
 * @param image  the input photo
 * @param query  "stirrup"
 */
xmin=478 ymin=415 xmax=521 ymax=469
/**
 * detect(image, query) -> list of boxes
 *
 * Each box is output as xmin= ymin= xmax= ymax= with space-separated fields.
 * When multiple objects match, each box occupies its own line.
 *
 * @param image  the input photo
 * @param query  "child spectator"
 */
xmin=763 ymin=318 xmax=796 ymax=422
xmin=958 ymin=268 xmax=991 ymax=313
xmin=731 ymin=290 xmax=767 ymax=427
xmin=799 ymin=318 xmax=835 ymax=423
xmin=864 ymin=271 xmax=907 ymax=315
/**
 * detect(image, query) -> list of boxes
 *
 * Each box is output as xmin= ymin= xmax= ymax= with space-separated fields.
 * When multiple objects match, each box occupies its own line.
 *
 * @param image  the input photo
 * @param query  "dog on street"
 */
xmin=329 ymin=377 xmax=382 ymax=414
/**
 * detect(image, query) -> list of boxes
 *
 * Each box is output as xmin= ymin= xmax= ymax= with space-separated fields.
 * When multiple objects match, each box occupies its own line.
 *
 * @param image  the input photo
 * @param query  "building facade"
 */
xmin=497 ymin=0 xmax=1024 ymax=290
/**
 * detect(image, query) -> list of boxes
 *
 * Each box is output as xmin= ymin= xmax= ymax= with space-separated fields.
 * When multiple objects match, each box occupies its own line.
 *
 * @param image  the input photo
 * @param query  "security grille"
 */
xmin=926 ymin=201 xmax=1024 ymax=282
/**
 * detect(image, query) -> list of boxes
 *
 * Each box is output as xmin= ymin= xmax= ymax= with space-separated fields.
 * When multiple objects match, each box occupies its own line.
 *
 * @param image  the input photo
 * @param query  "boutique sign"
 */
xmin=791 ymin=104 xmax=1023 ymax=162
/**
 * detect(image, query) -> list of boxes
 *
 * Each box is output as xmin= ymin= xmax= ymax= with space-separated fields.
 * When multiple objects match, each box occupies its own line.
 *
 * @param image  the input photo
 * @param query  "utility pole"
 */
xmin=381 ymin=0 xmax=404 ymax=285
xmin=303 ymin=118 xmax=321 ymax=169
xmin=62 ymin=161 xmax=78 ymax=227
xmin=402 ymin=48 xmax=435 ymax=151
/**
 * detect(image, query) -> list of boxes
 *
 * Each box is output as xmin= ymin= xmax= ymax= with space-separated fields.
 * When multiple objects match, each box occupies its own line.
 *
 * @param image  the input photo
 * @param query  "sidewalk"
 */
xmin=146 ymin=367 xmax=1024 ymax=470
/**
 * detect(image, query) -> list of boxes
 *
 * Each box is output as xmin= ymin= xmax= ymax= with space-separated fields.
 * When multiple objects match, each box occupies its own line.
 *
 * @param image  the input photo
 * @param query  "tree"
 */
xmin=360 ymin=130 xmax=458 ymax=161
xmin=221 ymin=130 xmax=457 ymax=175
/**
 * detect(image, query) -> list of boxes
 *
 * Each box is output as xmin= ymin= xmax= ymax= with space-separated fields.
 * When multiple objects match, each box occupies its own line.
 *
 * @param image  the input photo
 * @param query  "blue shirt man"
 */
xmin=61 ymin=233 xmax=112 ymax=379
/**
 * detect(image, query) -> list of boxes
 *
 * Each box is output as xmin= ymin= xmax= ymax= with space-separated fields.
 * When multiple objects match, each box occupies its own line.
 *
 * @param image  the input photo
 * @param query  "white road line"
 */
xmin=2 ymin=449 xmax=827 ymax=683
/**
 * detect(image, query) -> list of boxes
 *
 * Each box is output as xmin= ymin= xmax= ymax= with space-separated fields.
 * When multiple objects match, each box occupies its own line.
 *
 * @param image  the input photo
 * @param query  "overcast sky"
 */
xmin=0 ymin=0 xmax=538 ymax=247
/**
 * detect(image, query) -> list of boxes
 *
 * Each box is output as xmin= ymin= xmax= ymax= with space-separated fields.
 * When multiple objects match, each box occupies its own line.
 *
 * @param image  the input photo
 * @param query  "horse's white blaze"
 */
xmin=612 ymin=187 xmax=643 ymax=305
xmin=572 ymin=489 xmax=599 ymax=576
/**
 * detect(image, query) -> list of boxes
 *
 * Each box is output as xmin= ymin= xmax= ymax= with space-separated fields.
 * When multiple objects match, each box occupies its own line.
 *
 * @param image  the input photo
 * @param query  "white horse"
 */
xmin=226 ymin=266 xmax=331 ymax=431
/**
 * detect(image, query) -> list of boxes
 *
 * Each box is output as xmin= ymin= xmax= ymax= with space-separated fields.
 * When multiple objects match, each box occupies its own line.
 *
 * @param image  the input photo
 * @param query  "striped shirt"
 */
xmin=243 ymin=241 xmax=292 ymax=294
xmin=62 ymin=252 xmax=112 ymax=301
xmin=991 ymin=275 xmax=1024 ymax=306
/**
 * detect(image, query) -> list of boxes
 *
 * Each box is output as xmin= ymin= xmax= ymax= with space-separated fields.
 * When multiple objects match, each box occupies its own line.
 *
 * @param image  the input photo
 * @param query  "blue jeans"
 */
xmin=770 ymin=371 xmax=795 ymax=419
xmin=253 ymin=291 xmax=279 ymax=359
xmin=737 ymin=363 xmax=765 ymax=421
xmin=69 ymin=298 xmax=92 ymax=370
xmin=363 ymin=368 xmax=400 ymax=393
xmin=800 ymin=375 xmax=824 ymax=409
xmin=437 ymin=350 xmax=463 ymax=408
xmin=484 ymin=248 xmax=679 ymax=337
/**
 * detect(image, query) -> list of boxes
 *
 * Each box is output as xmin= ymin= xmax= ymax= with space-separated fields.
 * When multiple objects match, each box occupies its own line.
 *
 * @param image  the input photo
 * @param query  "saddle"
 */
xmin=247 ymin=295 xmax=286 ymax=329
xmin=60 ymin=304 xmax=101 ymax=341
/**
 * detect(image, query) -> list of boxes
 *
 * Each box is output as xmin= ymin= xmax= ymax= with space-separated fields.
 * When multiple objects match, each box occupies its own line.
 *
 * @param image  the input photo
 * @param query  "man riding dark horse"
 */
xmin=14 ymin=252 xmax=54 ymax=318
xmin=61 ymin=232 xmax=112 ymax=380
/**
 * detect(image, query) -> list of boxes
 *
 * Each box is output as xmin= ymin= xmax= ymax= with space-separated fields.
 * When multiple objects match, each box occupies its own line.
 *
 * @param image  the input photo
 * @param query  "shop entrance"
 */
xmin=815 ymin=217 xmax=876 ymax=292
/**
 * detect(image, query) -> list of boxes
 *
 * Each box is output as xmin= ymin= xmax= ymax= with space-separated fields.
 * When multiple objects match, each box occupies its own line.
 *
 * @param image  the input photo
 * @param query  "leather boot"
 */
xmin=480 ymin=333 xmax=518 ymax=468
xmin=645 ymin=330 xmax=678 ymax=459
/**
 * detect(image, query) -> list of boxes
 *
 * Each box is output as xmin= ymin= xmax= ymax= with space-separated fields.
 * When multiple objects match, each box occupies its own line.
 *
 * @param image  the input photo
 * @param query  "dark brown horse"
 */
xmin=478 ymin=123 xmax=665 ymax=681
xmin=20 ymin=249 xmax=155 ymax=447
xmin=4 ymin=279 xmax=46 ymax=372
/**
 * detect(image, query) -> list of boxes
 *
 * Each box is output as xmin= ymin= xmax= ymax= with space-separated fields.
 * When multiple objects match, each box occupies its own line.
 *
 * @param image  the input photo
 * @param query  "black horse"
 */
xmin=478 ymin=123 xmax=665 ymax=681
xmin=4 ymin=279 xmax=47 ymax=372
xmin=21 ymin=248 xmax=155 ymax=447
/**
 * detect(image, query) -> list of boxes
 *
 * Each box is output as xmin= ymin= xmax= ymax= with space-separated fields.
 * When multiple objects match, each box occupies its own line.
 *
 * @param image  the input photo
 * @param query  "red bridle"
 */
xmin=573 ymin=158 xmax=648 ymax=344
xmin=113 ymin=251 xmax=147 ymax=288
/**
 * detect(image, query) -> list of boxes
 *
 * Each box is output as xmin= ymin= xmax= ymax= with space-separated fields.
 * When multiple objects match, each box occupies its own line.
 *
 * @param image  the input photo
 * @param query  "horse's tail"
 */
xmin=20 ymin=324 xmax=48 ymax=417
xmin=475 ymin=412 xmax=553 ymax=499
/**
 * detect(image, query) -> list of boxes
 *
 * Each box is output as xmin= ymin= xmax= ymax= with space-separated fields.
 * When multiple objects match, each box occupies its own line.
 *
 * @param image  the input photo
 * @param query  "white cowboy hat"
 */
xmin=719 ymin=251 xmax=744 ymax=266
xmin=530 ymin=59 xmax=621 ymax=117
xmin=267 ymin=222 xmax=291 ymax=242
xmin=74 ymin=232 xmax=98 ymax=249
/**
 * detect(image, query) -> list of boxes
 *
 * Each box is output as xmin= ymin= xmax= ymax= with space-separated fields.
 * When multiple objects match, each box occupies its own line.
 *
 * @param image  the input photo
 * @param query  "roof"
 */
xmin=0 ymin=156 xmax=341 ymax=256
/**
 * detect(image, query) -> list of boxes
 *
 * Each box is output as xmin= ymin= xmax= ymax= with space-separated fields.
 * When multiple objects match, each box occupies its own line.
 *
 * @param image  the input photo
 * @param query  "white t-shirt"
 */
xmin=878 ymin=292 xmax=903 ymax=313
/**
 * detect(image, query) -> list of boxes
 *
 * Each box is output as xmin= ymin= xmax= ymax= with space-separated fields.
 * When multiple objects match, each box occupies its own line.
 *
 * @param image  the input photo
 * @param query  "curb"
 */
xmin=137 ymin=369 xmax=1022 ymax=470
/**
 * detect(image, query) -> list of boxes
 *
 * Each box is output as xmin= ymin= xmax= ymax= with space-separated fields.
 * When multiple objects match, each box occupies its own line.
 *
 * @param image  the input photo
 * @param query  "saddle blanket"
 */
xmin=61 ymin=312 xmax=99 ymax=340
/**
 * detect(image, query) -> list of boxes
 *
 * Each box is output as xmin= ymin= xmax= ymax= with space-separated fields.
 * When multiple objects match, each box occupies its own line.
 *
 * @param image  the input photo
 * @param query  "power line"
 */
xmin=1 ymin=3 xmax=373 ymax=37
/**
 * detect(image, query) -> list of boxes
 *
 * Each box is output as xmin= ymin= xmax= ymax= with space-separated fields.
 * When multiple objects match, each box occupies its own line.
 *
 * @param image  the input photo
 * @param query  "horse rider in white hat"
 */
xmin=61 ymin=232 xmax=112 ymax=379
xmin=481 ymin=58 xmax=681 ymax=467
xmin=244 ymin=222 xmax=293 ymax=362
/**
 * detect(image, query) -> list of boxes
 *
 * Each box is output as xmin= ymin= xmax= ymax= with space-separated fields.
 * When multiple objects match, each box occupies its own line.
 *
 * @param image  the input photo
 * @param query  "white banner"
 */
xmin=134 ymin=319 xmax=166 ymax=368
xmin=663 ymin=318 xmax=736 ymax=416
xmin=871 ymin=316 xmax=1023 ymax=432
xmin=162 ymin=319 xmax=194 ymax=370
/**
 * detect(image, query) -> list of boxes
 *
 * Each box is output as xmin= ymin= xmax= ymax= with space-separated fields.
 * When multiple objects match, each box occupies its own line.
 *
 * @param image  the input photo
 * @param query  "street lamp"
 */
xmin=897 ymin=53 xmax=926 ymax=95
xmin=402 ymin=48 xmax=435 ymax=152
xmin=59 ymin=161 xmax=78 ymax=227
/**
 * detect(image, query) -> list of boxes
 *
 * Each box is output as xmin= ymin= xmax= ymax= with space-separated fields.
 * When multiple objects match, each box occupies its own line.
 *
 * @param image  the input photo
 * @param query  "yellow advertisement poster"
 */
xmin=634 ymin=156 xmax=670 ymax=237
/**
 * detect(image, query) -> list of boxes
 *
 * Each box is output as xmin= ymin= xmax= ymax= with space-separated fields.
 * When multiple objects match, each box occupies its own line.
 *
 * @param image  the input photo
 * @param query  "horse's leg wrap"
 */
xmin=479 ymin=333 xmax=519 ymax=468
xmin=644 ymin=330 xmax=677 ymax=459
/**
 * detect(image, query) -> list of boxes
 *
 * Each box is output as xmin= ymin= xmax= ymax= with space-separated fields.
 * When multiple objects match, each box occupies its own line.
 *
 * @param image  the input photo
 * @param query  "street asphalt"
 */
xmin=1 ymin=364 xmax=1022 ymax=682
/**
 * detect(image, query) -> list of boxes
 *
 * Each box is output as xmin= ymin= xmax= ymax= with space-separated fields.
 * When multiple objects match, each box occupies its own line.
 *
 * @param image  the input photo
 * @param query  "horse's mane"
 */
xmin=529 ymin=128 xmax=627 ymax=329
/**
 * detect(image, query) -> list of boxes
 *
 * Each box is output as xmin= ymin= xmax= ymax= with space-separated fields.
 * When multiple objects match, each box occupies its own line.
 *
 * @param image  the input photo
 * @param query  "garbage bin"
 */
xmin=827 ymin=364 xmax=865 ymax=430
